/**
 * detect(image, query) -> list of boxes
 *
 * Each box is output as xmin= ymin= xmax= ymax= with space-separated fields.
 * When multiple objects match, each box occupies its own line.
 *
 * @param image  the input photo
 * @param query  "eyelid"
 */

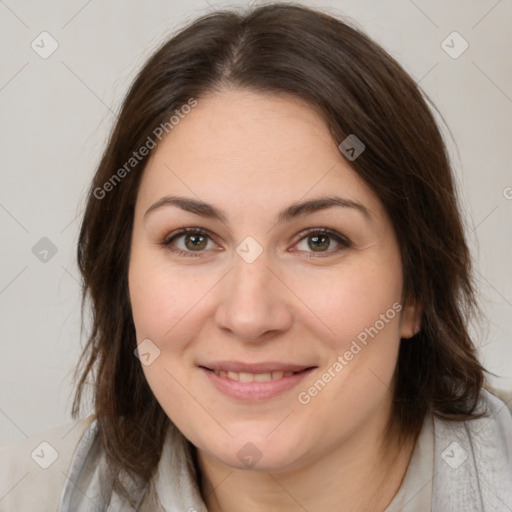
xmin=291 ymin=227 xmax=351 ymax=256
xmin=161 ymin=226 xmax=351 ymax=257
xmin=293 ymin=227 xmax=350 ymax=245
xmin=162 ymin=227 xmax=212 ymax=245
xmin=161 ymin=227 xmax=220 ymax=257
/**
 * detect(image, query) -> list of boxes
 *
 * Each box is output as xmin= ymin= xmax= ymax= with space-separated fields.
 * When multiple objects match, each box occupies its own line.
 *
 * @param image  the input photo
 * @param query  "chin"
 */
xmin=202 ymin=433 xmax=306 ymax=472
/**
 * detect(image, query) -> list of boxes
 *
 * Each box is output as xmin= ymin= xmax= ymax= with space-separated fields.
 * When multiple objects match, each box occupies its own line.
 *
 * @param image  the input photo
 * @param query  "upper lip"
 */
xmin=200 ymin=361 xmax=315 ymax=373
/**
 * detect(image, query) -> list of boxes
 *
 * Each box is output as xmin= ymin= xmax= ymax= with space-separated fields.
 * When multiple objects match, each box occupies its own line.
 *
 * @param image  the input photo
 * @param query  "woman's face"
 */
xmin=129 ymin=89 xmax=419 ymax=471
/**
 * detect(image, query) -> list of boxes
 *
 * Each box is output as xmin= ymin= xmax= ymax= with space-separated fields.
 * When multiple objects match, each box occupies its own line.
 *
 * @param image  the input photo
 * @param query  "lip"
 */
xmin=202 ymin=361 xmax=312 ymax=373
xmin=199 ymin=362 xmax=316 ymax=401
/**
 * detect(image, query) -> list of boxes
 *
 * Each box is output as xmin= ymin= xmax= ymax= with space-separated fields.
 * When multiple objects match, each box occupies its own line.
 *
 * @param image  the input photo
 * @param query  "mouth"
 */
xmin=199 ymin=362 xmax=317 ymax=401
xmin=208 ymin=369 xmax=297 ymax=382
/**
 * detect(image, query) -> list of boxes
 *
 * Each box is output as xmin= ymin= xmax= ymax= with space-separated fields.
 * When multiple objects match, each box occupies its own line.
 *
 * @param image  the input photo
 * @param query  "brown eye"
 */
xmin=163 ymin=228 xmax=216 ymax=256
xmin=184 ymin=233 xmax=208 ymax=251
xmin=307 ymin=234 xmax=331 ymax=251
xmin=295 ymin=228 xmax=350 ymax=256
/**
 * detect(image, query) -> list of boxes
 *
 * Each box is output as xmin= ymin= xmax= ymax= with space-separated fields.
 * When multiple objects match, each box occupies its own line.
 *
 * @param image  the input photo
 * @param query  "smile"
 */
xmin=211 ymin=370 xmax=296 ymax=381
xmin=200 ymin=363 xmax=316 ymax=401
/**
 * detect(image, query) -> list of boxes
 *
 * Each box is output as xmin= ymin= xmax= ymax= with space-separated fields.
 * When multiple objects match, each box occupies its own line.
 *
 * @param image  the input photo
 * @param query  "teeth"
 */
xmin=254 ymin=373 xmax=272 ymax=382
xmin=213 ymin=370 xmax=296 ymax=381
xmin=238 ymin=372 xmax=254 ymax=382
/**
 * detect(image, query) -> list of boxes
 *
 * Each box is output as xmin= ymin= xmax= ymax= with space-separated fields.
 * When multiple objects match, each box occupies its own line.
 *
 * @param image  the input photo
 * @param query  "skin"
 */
xmin=128 ymin=89 xmax=420 ymax=511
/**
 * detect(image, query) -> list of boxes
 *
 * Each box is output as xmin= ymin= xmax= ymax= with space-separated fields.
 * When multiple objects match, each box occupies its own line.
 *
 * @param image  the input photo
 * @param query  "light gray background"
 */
xmin=1 ymin=0 xmax=511 ymax=445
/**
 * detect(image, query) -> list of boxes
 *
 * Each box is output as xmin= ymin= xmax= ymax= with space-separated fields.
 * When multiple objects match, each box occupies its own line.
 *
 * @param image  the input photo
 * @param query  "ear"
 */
xmin=400 ymin=300 xmax=422 ymax=339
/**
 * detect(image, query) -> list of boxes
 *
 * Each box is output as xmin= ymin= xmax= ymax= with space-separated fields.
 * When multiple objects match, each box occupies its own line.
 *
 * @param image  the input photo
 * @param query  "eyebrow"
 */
xmin=143 ymin=195 xmax=370 ymax=224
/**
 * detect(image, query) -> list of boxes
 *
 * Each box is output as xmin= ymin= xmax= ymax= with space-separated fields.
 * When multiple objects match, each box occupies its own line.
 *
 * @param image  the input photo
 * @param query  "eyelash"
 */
xmin=160 ymin=227 xmax=351 ymax=258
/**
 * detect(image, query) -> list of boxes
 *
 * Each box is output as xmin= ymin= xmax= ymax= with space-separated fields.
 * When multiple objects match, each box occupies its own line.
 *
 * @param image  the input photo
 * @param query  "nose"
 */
xmin=214 ymin=252 xmax=293 ymax=342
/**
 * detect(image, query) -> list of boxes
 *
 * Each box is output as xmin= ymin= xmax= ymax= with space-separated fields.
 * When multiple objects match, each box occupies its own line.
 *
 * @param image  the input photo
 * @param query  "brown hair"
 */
xmin=72 ymin=3 xmax=486 ymax=506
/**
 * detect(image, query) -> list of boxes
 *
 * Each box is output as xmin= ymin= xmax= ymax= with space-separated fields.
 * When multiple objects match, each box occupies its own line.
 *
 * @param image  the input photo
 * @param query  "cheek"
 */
xmin=128 ymin=254 xmax=208 ymax=343
xmin=128 ymin=257 xmax=207 ymax=431
xmin=292 ymin=265 xmax=403 ymax=440
xmin=291 ymin=259 xmax=403 ymax=351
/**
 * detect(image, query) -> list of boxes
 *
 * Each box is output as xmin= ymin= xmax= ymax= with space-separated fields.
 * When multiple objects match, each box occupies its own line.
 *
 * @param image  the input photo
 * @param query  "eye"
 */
xmin=161 ymin=227 xmax=351 ymax=258
xmin=294 ymin=228 xmax=350 ymax=256
xmin=162 ymin=228 xmax=218 ymax=256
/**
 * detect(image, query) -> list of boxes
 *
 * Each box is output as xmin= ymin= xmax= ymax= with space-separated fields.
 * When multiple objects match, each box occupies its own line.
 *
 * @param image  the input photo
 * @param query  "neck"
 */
xmin=196 ymin=419 xmax=416 ymax=512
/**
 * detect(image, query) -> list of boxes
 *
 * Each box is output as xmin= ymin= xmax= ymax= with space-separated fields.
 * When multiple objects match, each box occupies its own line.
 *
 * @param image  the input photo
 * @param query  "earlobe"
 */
xmin=400 ymin=301 xmax=422 ymax=339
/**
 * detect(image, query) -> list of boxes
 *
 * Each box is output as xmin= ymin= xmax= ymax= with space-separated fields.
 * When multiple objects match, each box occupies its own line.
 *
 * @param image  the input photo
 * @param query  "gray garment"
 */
xmin=54 ymin=389 xmax=512 ymax=512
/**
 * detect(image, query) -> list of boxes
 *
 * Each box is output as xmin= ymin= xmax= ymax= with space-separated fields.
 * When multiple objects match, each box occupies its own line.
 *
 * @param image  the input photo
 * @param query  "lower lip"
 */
xmin=200 ymin=367 xmax=315 ymax=401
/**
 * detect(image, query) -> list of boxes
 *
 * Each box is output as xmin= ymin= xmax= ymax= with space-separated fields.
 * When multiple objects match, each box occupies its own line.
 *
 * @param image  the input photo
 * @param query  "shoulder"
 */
xmin=434 ymin=386 xmax=512 ymax=450
xmin=468 ymin=387 xmax=512 ymax=476
xmin=466 ymin=387 xmax=512 ymax=469
xmin=484 ymin=384 xmax=512 ymax=416
xmin=465 ymin=386 xmax=512 ymax=451
xmin=432 ymin=387 xmax=512 ymax=510
xmin=0 ymin=415 xmax=95 ymax=512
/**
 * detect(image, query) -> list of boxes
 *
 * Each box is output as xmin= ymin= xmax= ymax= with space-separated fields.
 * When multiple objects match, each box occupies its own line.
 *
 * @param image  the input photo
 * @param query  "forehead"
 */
xmin=136 ymin=89 xmax=380 ymax=219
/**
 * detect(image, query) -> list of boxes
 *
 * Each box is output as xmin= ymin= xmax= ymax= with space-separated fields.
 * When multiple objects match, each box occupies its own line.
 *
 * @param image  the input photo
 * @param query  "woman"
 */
xmin=1 ymin=4 xmax=511 ymax=511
